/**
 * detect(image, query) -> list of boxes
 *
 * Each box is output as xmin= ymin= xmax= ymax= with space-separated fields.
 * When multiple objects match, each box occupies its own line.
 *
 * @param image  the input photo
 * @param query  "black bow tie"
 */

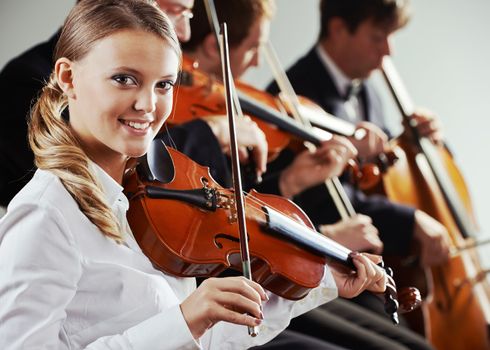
xmin=343 ymin=82 xmax=362 ymax=101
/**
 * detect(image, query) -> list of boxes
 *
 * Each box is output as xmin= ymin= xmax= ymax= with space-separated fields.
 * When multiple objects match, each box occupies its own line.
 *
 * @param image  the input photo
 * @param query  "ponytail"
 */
xmin=28 ymin=73 xmax=124 ymax=243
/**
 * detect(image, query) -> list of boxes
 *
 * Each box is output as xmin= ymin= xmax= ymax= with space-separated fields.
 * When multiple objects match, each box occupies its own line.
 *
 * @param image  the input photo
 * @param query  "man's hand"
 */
xmin=349 ymin=121 xmax=389 ymax=161
xmin=205 ymin=115 xmax=268 ymax=180
xmin=409 ymin=108 xmax=444 ymax=145
xmin=319 ymin=214 xmax=383 ymax=254
xmin=413 ymin=210 xmax=451 ymax=267
xmin=279 ymin=135 xmax=357 ymax=198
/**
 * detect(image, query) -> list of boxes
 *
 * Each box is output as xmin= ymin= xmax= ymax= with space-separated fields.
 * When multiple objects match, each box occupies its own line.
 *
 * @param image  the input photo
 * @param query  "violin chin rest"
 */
xmin=145 ymin=138 xmax=175 ymax=184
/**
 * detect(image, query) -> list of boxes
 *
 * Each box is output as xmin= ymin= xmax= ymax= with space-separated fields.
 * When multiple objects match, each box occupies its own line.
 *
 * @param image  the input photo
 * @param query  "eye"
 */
xmin=156 ymin=80 xmax=175 ymax=92
xmin=112 ymin=74 xmax=137 ymax=86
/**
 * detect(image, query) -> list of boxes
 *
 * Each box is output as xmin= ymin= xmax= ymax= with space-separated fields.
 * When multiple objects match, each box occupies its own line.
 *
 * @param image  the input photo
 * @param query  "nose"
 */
xmin=133 ymin=88 xmax=157 ymax=114
xmin=382 ymin=36 xmax=392 ymax=57
xmin=249 ymin=49 xmax=260 ymax=69
xmin=175 ymin=18 xmax=191 ymax=43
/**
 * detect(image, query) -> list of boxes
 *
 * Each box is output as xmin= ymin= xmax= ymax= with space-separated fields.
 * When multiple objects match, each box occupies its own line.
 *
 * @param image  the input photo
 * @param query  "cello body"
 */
xmin=372 ymin=136 xmax=490 ymax=349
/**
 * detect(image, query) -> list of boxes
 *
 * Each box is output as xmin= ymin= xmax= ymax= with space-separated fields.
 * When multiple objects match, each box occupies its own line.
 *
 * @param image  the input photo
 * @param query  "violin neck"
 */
xmin=236 ymin=91 xmax=324 ymax=146
xmin=262 ymin=206 xmax=355 ymax=269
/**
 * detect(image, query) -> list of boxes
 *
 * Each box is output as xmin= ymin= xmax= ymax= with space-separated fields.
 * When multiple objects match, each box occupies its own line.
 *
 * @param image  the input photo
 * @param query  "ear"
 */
xmin=55 ymin=57 xmax=76 ymax=99
xmin=329 ymin=17 xmax=350 ymax=40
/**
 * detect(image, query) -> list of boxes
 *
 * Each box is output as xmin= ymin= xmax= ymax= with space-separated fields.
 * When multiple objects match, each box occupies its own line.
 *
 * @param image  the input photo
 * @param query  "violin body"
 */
xmin=371 ymin=135 xmax=490 ymax=349
xmin=124 ymin=146 xmax=338 ymax=300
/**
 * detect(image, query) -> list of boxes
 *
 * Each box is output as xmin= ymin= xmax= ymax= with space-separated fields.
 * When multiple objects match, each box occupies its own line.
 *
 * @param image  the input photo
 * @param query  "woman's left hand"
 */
xmin=329 ymin=252 xmax=387 ymax=298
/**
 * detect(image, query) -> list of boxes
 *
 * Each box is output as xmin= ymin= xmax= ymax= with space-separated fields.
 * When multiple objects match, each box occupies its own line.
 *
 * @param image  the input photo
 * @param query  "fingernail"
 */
xmin=264 ymin=293 xmax=269 ymax=301
xmin=349 ymin=251 xmax=361 ymax=258
xmin=259 ymin=311 xmax=264 ymax=320
xmin=255 ymin=318 xmax=262 ymax=325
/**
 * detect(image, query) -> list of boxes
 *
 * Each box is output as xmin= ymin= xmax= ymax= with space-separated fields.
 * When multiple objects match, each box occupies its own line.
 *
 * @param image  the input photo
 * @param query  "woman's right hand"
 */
xmin=180 ymin=276 xmax=268 ymax=340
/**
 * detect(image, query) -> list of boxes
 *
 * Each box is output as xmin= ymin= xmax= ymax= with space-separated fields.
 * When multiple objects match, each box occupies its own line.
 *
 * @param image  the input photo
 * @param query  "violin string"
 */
xmin=233 ymin=189 xmax=321 ymax=237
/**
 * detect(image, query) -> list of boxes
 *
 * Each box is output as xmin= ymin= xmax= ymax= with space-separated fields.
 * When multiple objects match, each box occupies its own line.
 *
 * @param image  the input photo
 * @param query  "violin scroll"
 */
xmin=347 ymin=159 xmax=381 ymax=190
xmin=379 ymin=262 xmax=422 ymax=324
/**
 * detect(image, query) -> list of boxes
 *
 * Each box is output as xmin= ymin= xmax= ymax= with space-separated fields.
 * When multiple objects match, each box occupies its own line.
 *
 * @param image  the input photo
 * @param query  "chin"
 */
xmin=123 ymin=146 xmax=149 ymax=159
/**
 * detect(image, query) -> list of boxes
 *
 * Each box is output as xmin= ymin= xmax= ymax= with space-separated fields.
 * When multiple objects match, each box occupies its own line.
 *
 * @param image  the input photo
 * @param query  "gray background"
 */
xmin=1 ymin=1 xmax=489 ymax=249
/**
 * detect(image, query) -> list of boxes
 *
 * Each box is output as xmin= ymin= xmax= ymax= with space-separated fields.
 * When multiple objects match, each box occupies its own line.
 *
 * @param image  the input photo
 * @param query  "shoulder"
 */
xmin=9 ymin=169 xmax=76 ymax=211
xmin=267 ymin=47 xmax=320 ymax=95
xmin=286 ymin=48 xmax=323 ymax=80
xmin=0 ymin=34 xmax=57 ymax=85
xmin=2 ymin=170 xmax=83 ymax=247
xmin=0 ymin=170 xmax=86 ymax=283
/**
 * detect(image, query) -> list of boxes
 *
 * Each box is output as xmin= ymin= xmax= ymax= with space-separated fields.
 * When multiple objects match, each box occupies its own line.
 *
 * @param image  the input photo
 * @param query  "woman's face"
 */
xmin=59 ymin=29 xmax=180 ymax=176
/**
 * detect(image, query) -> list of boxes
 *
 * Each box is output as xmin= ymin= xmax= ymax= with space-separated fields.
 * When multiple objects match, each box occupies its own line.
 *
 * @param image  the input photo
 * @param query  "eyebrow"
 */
xmin=111 ymin=66 xmax=178 ymax=80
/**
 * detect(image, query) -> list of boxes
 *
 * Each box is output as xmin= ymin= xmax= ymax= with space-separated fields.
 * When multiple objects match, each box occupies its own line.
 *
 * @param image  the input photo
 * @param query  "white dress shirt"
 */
xmin=0 ymin=165 xmax=338 ymax=349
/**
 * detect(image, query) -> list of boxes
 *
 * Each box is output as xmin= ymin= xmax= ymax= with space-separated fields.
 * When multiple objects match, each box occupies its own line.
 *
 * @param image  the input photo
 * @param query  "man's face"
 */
xmin=156 ymin=0 xmax=194 ymax=43
xmin=336 ymin=19 xmax=394 ymax=79
xmin=229 ymin=17 xmax=271 ymax=79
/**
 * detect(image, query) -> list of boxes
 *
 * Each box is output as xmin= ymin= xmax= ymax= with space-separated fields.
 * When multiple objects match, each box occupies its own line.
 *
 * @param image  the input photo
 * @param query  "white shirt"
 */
xmin=0 ymin=165 xmax=338 ymax=349
xmin=315 ymin=44 xmax=364 ymax=123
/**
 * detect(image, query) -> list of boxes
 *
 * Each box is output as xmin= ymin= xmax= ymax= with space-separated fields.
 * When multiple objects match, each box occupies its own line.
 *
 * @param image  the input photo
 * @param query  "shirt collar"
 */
xmin=90 ymin=162 xmax=129 ymax=213
xmin=315 ymin=44 xmax=361 ymax=99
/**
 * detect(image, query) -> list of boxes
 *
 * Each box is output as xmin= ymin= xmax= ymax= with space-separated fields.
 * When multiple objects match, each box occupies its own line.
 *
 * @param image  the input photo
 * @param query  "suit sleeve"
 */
xmin=0 ymin=57 xmax=47 ymax=205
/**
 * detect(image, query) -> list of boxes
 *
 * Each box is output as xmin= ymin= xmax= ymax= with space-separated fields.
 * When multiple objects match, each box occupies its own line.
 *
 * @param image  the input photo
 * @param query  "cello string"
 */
xmin=450 ymin=237 xmax=490 ymax=257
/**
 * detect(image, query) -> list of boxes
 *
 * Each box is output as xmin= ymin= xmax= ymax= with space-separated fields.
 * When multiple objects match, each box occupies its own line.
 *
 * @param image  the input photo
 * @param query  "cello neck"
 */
xmin=381 ymin=56 xmax=475 ymax=237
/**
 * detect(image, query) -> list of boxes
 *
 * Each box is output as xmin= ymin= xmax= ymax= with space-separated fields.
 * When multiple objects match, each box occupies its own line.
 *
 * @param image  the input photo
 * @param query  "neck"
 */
xmin=99 ymin=159 xmax=126 ymax=184
xmin=83 ymin=146 xmax=127 ymax=184
xmin=184 ymin=49 xmax=221 ymax=78
xmin=320 ymin=39 xmax=356 ymax=80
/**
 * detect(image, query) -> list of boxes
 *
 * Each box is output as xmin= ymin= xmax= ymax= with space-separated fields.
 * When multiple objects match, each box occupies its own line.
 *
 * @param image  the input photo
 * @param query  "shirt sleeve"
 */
xmin=0 ymin=202 xmax=201 ymax=350
xmin=200 ymin=266 xmax=338 ymax=349
xmin=86 ymin=305 xmax=201 ymax=350
xmin=0 ymin=202 xmax=83 ymax=349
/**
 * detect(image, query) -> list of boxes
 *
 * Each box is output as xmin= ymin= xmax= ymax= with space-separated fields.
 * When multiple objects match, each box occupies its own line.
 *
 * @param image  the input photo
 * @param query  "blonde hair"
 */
xmin=29 ymin=0 xmax=181 ymax=243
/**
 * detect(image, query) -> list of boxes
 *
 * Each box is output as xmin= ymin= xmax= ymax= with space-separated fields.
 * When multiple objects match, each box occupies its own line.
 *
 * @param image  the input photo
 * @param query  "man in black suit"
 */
xmin=266 ymin=0 xmax=450 ymax=269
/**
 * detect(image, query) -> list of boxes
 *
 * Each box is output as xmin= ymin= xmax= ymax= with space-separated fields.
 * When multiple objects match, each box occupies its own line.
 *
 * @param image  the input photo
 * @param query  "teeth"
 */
xmin=123 ymin=120 xmax=150 ymax=130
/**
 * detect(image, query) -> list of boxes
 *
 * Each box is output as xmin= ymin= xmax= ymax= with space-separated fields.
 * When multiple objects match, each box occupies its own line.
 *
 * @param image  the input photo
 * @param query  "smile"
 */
xmin=120 ymin=119 xmax=152 ymax=131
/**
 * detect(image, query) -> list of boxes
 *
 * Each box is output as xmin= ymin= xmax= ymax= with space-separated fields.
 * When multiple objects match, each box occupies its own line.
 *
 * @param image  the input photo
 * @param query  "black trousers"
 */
xmin=286 ymin=298 xmax=432 ymax=350
xmin=251 ymin=329 xmax=348 ymax=350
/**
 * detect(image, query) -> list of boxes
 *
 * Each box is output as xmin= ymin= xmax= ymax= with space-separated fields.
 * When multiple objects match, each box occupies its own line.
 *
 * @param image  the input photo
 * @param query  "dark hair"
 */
xmin=182 ymin=0 xmax=275 ymax=51
xmin=319 ymin=0 xmax=411 ymax=40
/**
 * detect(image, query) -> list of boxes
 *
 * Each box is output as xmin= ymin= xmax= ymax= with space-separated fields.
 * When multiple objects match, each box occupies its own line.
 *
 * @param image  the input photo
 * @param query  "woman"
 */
xmin=0 ymin=1 xmax=386 ymax=349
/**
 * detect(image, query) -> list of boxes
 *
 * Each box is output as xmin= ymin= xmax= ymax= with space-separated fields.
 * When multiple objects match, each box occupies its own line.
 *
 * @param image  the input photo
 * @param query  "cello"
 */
xmin=372 ymin=56 xmax=490 ymax=349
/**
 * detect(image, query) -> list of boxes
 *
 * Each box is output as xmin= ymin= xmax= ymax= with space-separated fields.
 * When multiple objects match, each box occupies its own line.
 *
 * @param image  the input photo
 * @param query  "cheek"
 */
xmin=76 ymin=81 xmax=115 ymax=114
xmin=156 ymin=95 xmax=174 ymax=124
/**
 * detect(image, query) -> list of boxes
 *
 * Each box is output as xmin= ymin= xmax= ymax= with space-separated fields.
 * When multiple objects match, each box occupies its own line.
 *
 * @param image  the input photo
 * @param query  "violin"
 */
xmin=123 ymin=139 xmax=421 ymax=313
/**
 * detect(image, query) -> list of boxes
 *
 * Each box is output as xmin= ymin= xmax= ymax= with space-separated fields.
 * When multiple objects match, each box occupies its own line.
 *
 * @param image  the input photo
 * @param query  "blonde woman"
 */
xmin=0 ymin=1 xmax=386 ymax=349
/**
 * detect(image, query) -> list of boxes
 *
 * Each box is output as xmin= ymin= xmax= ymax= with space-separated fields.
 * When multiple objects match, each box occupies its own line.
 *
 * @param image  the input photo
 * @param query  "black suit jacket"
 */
xmin=265 ymin=47 xmax=415 ymax=255
xmin=0 ymin=32 xmax=60 ymax=206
